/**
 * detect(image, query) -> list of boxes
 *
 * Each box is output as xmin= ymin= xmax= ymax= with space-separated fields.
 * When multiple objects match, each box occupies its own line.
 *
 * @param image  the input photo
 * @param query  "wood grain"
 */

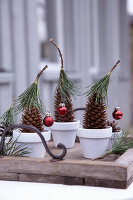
xmin=0 ymin=142 xmax=133 ymax=189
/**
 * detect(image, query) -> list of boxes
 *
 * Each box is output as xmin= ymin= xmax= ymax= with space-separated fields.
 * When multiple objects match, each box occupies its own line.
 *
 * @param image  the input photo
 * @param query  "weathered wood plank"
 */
xmin=17 ymin=173 xmax=84 ymax=186
xmin=84 ymin=177 xmax=128 ymax=189
xmin=0 ymin=172 xmax=18 ymax=182
xmin=0 ymin=156 xmax=127 ymax=182
xmin=0 ymin=142 xmax=133 ymax=189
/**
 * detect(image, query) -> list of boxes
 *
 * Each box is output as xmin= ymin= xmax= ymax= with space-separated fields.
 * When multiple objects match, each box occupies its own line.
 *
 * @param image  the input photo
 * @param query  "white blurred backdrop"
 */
xmin=0 ymin=0 xmax=132 ymax=129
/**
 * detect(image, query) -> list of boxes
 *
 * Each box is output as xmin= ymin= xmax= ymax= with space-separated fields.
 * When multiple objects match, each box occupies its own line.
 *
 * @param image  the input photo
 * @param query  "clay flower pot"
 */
xmin=51 ymin=120 xmax=80 ymax=148
xmin=77 ymin=127 xmax=112 ymax=159
xmin=13 ymin=129 xmax=51 ymax=158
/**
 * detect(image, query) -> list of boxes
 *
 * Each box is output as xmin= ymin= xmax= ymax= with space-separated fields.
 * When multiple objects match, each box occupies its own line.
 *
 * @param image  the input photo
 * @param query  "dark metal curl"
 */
xmin=74 ymin=108 xmax=85 ymax=112
xmin=0 ymin=124 xmax=67 ymax=160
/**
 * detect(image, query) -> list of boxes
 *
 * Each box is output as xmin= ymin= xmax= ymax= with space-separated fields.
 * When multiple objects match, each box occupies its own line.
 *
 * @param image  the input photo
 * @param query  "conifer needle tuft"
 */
xmin=0 ymin=97 xmax=14 ymax=127
xmin=0 ymin=97 xmax=14 ymax=136
xmin=107 ymin=130 xmax=133 ymax=155
xmin=50 ymin=38 xmax=79 ymax=103
xmin=15 ymin=65 xmax=48 ymax=115
xmin=86 ymin=60 xmax=120 ymax=103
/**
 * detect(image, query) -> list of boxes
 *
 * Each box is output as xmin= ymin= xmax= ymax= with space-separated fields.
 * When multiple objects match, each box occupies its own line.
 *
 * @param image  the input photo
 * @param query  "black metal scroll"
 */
xmin=0 ymin=108 xmax=85 ymax=160
xmin=74 ymin=108 xmax=85 ymax=112
xmin=0 ymin=124 xmax=67 ymax=160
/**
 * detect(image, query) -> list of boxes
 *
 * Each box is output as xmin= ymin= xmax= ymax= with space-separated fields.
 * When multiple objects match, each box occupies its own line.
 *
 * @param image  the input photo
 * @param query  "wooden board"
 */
xmin=0 ymin=142 xmax=133 ymax=189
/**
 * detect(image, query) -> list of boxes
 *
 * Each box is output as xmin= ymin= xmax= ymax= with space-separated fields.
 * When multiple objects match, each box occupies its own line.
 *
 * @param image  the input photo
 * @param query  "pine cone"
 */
xmin=83 ymin=94 xmax=107 ymax=129
xmin=21 ymin=107 xmax=44 ymax=133
xmin=54 ymin=89 xmax=75 ymax=122
xmin=107 ymin=121 xmax=121 ymax=132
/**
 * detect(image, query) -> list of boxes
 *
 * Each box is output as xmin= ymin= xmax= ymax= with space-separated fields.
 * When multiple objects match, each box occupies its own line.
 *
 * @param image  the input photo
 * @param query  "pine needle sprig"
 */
xmin=107 ymin=130 xmax=133 ymax=155
xmin=86 ymin=60 xmax=120 ymax=103
xmin=15 ymin=65 xmax=48 ymax=115
xmin=58 ymin=68 xmax=80 ymax=102
xmin=0 ymin=98 xmax=14 ymax=136
xmin=1 ymin=136 xmax=30 ymax=157
xmin=50 ymin=38 xmax=80 ymax=103
xmin=0 ymin=98 xmax=14 ymax=126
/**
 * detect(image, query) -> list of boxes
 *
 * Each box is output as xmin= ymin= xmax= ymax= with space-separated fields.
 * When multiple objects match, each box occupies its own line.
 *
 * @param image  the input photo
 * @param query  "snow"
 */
xmin=0 ymin=180 xmax=133 ymax=200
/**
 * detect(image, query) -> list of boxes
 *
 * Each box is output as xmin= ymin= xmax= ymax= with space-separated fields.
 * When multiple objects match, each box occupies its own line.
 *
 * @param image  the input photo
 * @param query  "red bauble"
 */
xmin=112 ymin=107 xmax=123 ymax=120
xmin=43 ymin=115 xmax=54 ymax=127
xmin=58 ymin=106 xmax=67 ymax=116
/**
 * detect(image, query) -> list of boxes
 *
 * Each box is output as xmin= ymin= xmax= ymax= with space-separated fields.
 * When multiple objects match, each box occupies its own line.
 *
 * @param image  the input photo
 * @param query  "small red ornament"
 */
xmin=112 ymin=107 xmax=123 ymax=120
xmin=58 ymin=102 xmax=67 ymax=116
xmin=43 ymin=113 xmax=54 ymax=127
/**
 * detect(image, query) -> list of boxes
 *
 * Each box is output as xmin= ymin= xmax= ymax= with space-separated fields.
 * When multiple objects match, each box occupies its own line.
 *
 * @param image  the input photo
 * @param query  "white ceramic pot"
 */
xmin=108 ymin=130 xmax=122 ymax=150
xmin=51 ymin=120 xmax=80 ymax=148
xmin=13 ymin=129 xmax=51 ymax=158
xmin=77 ymin=127 xmax=112 ymax=159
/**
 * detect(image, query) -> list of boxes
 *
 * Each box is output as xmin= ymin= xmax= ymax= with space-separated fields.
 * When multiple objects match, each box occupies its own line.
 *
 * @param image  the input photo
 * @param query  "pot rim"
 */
xmin=13 ymin=129 xmax=50 ymax=135
xmin=13 ymin=129 xmax=51 ymax=143
xmin=51 ymin=120 xmax=80 ymax=131
xmin=53 ymin=119 xmax=80 ymax=125
xmin=77 ymin=126 xmax=112 ymax=139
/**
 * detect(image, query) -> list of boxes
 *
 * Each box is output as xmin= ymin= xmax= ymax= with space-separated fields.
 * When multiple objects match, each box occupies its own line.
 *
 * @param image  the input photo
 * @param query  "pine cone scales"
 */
xmin=107 ymin=121 xmax=121 ymax=132
xmin=54 ymin=89 xmax=74 ymax=122
xmin=21 ymin=107 xmax=44 ymax=132
xmin=83 ymin=94 xmax=107 ymax=129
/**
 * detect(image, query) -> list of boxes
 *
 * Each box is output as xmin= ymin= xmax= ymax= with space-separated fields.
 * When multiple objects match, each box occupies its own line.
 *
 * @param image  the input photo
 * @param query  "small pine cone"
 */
xmin=54 ymin=89 xmax=75 ymax=122
xmin=107 ymin=121 xmax=121 ymax=132
xmin=21 ymin=107 xmax=44 ymax=133
xmin=83 ymin=94 xmax=107 ymax=129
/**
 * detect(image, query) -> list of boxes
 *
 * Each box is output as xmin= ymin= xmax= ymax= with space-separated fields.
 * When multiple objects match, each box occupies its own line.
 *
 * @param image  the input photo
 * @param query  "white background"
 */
xmin=0 ymin=180 xmax=133 ymax=200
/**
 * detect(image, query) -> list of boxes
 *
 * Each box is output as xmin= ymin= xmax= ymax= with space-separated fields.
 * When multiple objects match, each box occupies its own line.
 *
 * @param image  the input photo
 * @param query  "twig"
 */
xmin=108 ymin=60 xmax=120 ymax=75
xmin=35 ymin=65 xmax=48 ymax=83
xmin=50 ymin=38 xmax=64 ymax=69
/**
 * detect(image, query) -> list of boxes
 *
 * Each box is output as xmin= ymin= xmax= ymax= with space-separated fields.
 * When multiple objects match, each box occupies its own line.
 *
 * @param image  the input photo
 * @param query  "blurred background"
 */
xmin=0 ymin=0 xmax=132 ymax=128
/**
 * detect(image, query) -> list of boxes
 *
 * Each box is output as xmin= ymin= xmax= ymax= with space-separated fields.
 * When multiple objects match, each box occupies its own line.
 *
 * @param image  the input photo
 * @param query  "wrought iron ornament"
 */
xmin=0 ymin=124 xmax=67 ymax=161
xmin=74 ymin=108 xmax=85 ymax=112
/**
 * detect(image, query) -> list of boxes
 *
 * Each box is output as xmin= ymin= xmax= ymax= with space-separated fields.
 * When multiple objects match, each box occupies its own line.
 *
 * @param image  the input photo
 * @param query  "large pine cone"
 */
xmin=54 ymin=89 xmax=75 ymax=122
xmin=83 ymin=94 xmax=107 ymax=129
xmin=21 ymin=107 xmax=44 ymax=133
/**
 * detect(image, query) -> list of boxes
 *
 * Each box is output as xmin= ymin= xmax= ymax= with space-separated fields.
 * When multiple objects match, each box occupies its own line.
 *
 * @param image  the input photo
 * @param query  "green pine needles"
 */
xmin=86 ymin=60 xmax=120 ymax=103
xmin=0 ymin=98 xmax=14 ymax=136
xmin=50 ymin=38 xmax=79 ymax=103
xmin=58 ymin=68 xmax=79 ymax=102
xmin=107 ymin=130 xmax=133 ymax=155
xmin=15 ymin=65 xmax=48 ymax=115
xmin=1 ymin=136 xmax=30 ymax=157
xmin=0 ymin=103 xmax=14 ymax=127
